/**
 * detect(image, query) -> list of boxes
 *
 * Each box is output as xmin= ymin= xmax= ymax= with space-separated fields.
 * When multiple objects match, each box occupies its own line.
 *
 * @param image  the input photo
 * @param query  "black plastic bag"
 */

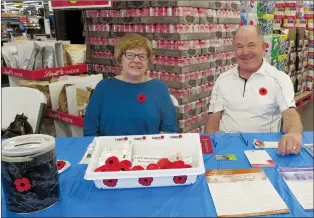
xmin=2 ymin=114 xmax=33 ymax=138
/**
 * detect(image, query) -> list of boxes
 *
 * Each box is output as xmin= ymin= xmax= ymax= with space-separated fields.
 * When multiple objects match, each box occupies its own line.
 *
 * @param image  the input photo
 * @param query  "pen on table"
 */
xmin=240 ymin=132 xmax=248 ymax=146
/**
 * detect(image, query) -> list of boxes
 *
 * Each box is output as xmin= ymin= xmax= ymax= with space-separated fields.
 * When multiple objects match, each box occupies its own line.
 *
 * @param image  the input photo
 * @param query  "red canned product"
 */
xmin=135 ymin=9 xmax=141 ymax=16
xmin=156 ymin=24 xmax=162 ymax=33
xmin=184 ymin=103 xmax=191 ymax=113
xmin=163 ymin=40 xmax=169 ymax=48
xmin=175 ymin=74 xmax=182 ymax=83
xmin=148 ymin=70 xmax=154 ymax=78
xmin=150 ymin=24 xmax=156 ymax=33
xmin=198 ymin=8 xmax=206 ymax=17
xmin=199 ymin=24 xmax=205 ymax=32
xmin=95 ymin=23 xmax=100 ymax=31
xmin=199 ymin=40 xmax=206 ymax=48
xmin=160 ymin=72 xmax=166 ymax=81
xmin=177 ymin=89 xmax=185 ymax=98
xmin=99 ymin=24 xmax=104 ymax=31
xmin=110 ymin=10 xmax=117 ymax=17
xmin=154 ymin=7 xmax=160 ymax=16
xmin=100 ymin=10 xmax=105 ymax=17
xmin=173 ymin=7 xmax=180 ymax=16
xmin=142 ymin=8 xmax=150 ymax=16
xmin=138 ymin=24 xmax=144 ymax=33
xmin=177 ymin=58 xmax=185 ymax=67
xmin=185 ymin=24 xmax=191 ymax=33
xmin=169 ymin=41 xmax=175 ymax=49
xmin=157 ymin=40 xmax=162 ymax=48
xmin=160 ymin=8 xmax=167 ymax=16
xmin=162 ymin=24 xmax=170 ymax=33
xmin=109 ymin=52 xmax=114 ymax=59
xmin=164 ymin=56 xmax=170 ymax=65
xmin=115 ymin=10 xmax=121 ymax=17
xmin=175 ymin=24 xmax=183 ymax=33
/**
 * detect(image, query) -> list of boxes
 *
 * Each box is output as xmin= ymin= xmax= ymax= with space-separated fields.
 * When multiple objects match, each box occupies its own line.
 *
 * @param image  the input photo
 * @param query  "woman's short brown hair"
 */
xmin=114 ymin=33 xmax=152 ymax=65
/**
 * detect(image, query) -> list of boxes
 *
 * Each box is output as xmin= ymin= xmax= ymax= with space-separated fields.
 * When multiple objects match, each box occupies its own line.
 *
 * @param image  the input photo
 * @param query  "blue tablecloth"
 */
xmin=2 ymin=132 xmax=314 ymax=217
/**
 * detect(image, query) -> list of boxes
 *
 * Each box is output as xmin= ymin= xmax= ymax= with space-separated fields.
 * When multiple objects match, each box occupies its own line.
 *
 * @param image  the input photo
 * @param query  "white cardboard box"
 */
xmin=85 ymin=133 xmax=205 ymax=189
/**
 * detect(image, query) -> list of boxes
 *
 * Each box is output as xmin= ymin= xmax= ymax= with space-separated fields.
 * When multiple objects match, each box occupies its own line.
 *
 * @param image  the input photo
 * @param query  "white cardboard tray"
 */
xmin=84 ymin=133 xmax=205 ymax=189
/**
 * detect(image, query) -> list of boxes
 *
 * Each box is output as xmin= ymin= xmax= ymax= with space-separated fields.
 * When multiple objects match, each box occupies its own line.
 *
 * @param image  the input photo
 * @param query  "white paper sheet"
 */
xmin=244 ymin=150 xmax=275 ymax=167
xmin=278 ymin=166 xmax=314 ymax=211
xmin=206 ymin=169 xmax=289 ymax=217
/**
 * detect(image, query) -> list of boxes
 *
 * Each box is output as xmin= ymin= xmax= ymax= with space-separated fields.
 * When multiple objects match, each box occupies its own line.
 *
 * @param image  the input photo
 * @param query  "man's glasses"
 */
xmin=124 ymin=52 xmax=148 ymax=60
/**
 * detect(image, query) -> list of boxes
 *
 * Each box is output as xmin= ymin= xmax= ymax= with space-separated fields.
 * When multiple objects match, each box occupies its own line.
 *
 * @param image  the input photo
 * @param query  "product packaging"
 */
xmin=77 ymin=88 xmax=93 ymax=117
xmin=58 ymin=84 xmax=73 ymax=113
xmin=63 ymin=44 xmax=86 ymax=66
xmin=19 ymin=80 xmax=52 ymax=108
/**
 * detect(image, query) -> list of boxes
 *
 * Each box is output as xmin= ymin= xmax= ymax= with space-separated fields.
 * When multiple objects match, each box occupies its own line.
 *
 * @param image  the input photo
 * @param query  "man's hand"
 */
xmin=278 ymin=132 xmax=302 ymax=155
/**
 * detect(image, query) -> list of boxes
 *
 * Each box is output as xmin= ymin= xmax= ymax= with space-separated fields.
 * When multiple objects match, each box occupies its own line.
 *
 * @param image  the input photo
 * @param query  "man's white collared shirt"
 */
xmin=208 ymin=60 xmax=296 ymax=133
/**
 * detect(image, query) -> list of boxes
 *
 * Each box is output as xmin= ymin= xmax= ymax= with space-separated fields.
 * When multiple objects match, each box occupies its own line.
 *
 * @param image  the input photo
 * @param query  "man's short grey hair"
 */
xmin=233 ymin=24 xmax=264 ymax=43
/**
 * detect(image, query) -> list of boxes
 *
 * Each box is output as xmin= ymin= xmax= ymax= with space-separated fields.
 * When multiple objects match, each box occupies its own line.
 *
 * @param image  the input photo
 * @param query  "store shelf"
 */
xmin=176 ymin=91 xmax=211 ymax=104
xmin=217 ymin=17 xmax=241 ymax=24
xmin=177 ymin=108 xmax=202 ymax=120
xmin=45 ymin=109 xmax=84 ymax=128
xmin=88 ymin=16 xmax=200 ymax=24
xmin=83 ymin=31 xmax=110 ymax=37
xmin=164 ymin=79 xmax=203 ymax=89
xmin=155 ymin=62 xmax=212 ymax=74
xmin=199 ymin=16 xmax=218 ymax=24
xmin=154 ymin=32 xmax=216 ymax=40
xmin=179 ymin=119 xmax=206 ymax=133
xmin=90 ymin=44 xmax=115 ymax=52
xmin=151 ymin=0 xmax=192 ymax=7
xmin=1 ymin=64 xmax=88 ymax=80
xmin=201 ymin=45 xmax=233 ymax=55
xmin=141 ymin=16 xmax=200 ymax=24
xmin=295 ymin=91 xmax=313 ymax=108
xmin=87 ymin=58 xmax=113 ymax=66
xmin=153 ymin=48 xmax=202 ymax=58
xmin=84 ymin=31 xmax=217 ymax=41
xmin=111 ymin=32 xmax=154 ymax=40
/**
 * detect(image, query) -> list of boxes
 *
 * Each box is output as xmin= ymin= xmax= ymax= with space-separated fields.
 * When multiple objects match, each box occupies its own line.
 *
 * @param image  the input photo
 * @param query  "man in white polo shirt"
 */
xmin=205 ymin=25 xmax=303 ymax=156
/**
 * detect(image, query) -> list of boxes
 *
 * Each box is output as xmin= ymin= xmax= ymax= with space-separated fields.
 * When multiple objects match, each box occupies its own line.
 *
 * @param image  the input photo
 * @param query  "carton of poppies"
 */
xmin=84 ymin=133 xmax=205 ymax=189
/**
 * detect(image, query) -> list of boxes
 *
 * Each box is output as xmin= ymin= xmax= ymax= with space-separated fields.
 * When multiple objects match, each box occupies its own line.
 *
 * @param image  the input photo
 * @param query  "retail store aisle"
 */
xmin=298 ymin=101 xmax=314 ymax=131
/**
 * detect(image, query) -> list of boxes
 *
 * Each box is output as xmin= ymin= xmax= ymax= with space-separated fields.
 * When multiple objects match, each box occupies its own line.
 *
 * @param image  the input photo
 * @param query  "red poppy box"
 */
xmin=84 ymin=133 xmax=205 ymax=189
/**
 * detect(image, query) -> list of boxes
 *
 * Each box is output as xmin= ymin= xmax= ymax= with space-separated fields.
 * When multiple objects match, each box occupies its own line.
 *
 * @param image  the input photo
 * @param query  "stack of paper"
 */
xmin=206 ymin=168 xmax=289 ymax=217
xmin=278 ymin=166 xmax=314 ymax=211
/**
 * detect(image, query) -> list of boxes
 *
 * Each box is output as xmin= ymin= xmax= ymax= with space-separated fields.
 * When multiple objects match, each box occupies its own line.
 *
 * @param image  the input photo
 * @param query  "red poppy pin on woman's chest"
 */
xmin=137 ymin=94 xmax=146 ymax=103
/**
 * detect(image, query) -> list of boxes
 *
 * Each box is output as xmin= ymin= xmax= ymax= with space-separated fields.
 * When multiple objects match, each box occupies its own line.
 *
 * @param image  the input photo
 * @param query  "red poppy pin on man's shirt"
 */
xmin=259 ymin=87 xmax=268 ymax=96
xmin=57 ymin=160 xmax=71 ymax=174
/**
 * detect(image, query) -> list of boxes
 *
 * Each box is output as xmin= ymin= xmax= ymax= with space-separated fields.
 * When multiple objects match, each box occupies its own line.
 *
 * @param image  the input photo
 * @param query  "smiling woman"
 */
xmin=83 ymin=34 xmax=178 ymax=136
xmin=114 ymin=33 xmax=153 ymax=83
